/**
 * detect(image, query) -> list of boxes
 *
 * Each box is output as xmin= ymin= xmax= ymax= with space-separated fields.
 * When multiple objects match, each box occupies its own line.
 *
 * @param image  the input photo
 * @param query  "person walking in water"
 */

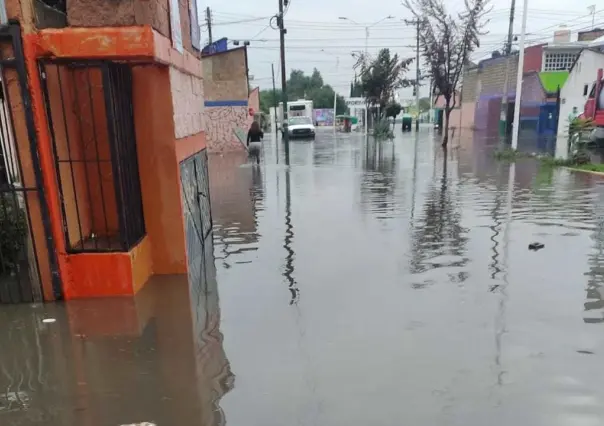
xmin=247 ymin=121 xmax=263 ymax=165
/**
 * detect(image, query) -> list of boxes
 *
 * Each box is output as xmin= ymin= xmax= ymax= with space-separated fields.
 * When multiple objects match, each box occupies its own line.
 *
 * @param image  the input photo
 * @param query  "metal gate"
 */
xmin=0 ymin=24 xmax=60 ymax=303
xmin=180 ymin=150 xmax=212 ymax=285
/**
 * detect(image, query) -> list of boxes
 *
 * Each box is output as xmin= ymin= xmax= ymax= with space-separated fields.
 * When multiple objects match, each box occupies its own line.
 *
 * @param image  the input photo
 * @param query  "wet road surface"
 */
xmin=4 ymin=127 xmax=604 ymax=425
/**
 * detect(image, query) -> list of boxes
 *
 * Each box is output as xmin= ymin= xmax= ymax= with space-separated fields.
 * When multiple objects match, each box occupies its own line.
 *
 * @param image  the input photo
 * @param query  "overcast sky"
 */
xmin=199 ymin=0 xmax=601 ymax=101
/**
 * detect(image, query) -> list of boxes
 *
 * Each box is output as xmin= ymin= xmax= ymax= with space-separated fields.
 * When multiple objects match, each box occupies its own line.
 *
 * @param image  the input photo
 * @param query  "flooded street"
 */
xmin=213 ymin=127 xmax=604 ymax=426
xmin=4 ymin=127 xmax=604 ymax=425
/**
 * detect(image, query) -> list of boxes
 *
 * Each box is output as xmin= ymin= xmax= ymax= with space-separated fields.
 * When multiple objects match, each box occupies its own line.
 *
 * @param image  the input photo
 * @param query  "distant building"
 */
xmin=578 ymin=28 xmax=604 ymax=42
xmin=202 ymin=47 xmax=255 ymax=153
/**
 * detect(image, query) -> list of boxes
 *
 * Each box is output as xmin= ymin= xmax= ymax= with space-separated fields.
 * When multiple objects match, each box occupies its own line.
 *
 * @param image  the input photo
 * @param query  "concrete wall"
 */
xmin=66 ymin=0 xmax=200 ymax=57
xmin=556 ymin=50 xmax=604 ymax=158
xmin=202 ymin=47 xmax=249 ymax=101
xmin=169 ymin=67 xmax=205 ymax=139
xmin=579 ymin=28 xmax=604 ymax=42
xmin=205 ymin=105 xmax=251 ymax=153
xmin=202 ymin=48 xmax=251 ymax=152
xmin=248 ymin=87 xmax=260 ymax=114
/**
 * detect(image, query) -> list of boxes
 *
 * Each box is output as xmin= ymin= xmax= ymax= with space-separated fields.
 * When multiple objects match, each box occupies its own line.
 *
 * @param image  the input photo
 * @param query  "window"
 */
xmin=543 ymin=52 xmax=579 ymax=71
xmin=584 ymin=84 xmax=589 ymax=96
xmin=41 ymin=61 xmax=146 ymax=253
xmin=289 ymin=116 xmax=312 ymax=125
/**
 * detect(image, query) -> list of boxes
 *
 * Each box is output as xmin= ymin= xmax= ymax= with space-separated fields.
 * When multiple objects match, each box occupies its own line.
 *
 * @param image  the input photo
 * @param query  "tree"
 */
xmin=353 ymin=49 xmax=413 ymax=117
xmin=404 ymin=0 xmax=490 ymax=147
xmin=385 ymin=102 xmax=402 ymax=120
xmin=259 ymin=88 xmax=282 ymax=114
xmin=419 ymin=97 xmax=431 ymax=112
xmin=258 ymin=69 xmax=348 ymax=115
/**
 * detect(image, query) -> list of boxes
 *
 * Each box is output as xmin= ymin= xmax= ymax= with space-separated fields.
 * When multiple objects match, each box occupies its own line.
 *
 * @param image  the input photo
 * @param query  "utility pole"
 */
xmin=428 ymin=78 xmax=434 ymax=124
xmin=405 ymin=18 xmax=422 ymax=132
xmin=505 ymin=0 xmax=516 ymax=55
xmin=500 ymin=0 xmax=516 ymax=142
xmin=278 ymin=0 xmax=290 ymax=164
xmin=511 ymin=0 xmax=528 ymax=150
xmin=206 ymin=7 xmax=213 ymax=45
xmin=589 ymin=5 xmax=596 ymax=29
xmin=272 ymin=64 xmax=279 ymax=142
xmin=415 ymin=19 xmax=420 ymax=132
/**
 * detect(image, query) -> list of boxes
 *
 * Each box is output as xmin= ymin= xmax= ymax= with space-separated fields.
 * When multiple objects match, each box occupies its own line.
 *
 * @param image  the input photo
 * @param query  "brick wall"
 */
xmin=459 ymin=102 xmax=476 ymax=128
xmin=461 ymin=67 xmax=479 ymax=102
xmin=67 ymin=0 xmax=200 ymax=57
xmin=578 ymin=28 xmax=604 ymax=42
xmin=202 ymin=48 xmax=249 ymax=101
xmin=477 ymin=55 xmax=518 ymax=96
xmin=169 ymin=67 xmax=204 ymax=139
xmin=524 ymin=44 xmax=545 ymax=73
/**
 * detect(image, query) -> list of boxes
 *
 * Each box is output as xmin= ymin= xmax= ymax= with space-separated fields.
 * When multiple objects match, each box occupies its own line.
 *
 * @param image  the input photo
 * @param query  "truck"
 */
xmin=583 ymin=68 xmax=604 ymax=142
xmin=277 ymin=99 xmax=314 ymax=131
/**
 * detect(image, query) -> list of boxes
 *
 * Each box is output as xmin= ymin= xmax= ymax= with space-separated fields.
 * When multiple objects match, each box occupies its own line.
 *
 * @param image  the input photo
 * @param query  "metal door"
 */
xmin=180 ymin=150 xmax=213 ymax=284
xmin=0 ymin=24 xmax=60 ymax=302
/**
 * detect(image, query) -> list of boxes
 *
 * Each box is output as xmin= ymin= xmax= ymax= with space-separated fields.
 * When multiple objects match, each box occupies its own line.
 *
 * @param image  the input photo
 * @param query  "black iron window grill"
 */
xmin=41 ymin=61 xmax=146 ymax=253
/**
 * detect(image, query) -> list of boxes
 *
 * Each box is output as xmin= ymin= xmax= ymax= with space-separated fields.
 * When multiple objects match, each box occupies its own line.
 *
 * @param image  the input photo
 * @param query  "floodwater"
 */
xmin=4 ymin=126 xmax=604 ymax=425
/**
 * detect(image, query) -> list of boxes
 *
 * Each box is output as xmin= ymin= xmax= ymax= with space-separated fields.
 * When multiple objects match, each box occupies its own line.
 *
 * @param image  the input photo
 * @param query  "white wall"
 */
xmin=555 ymin=50 xmax=604 ymax=159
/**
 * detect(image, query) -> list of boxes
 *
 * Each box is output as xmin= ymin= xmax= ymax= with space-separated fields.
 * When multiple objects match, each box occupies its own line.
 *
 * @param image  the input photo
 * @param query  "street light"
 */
xmin=338 ymin=15 xmax=395 ymax=55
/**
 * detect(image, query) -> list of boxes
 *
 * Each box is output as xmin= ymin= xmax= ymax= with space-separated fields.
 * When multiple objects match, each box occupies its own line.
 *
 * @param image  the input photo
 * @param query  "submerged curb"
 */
xmin=564 ymin=167 xmax=604 ymax=176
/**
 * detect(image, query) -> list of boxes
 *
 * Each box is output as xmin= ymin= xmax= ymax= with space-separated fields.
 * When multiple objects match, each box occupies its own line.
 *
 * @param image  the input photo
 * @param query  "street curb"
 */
xmin=564 ymin=167 xmax=604 ymax=176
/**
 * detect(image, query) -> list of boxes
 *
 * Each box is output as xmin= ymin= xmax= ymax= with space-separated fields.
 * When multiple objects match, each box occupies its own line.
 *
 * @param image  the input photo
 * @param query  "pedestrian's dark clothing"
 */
xmin=247 ymin=130 xmax=263 ymax=165
xmin=247 ymin=130 xmax=264 ymax=145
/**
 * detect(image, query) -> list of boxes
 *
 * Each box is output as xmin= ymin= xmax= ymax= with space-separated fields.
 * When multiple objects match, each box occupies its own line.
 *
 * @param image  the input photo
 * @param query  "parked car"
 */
xmin=288 ymin=116 xmax=316 ymax=140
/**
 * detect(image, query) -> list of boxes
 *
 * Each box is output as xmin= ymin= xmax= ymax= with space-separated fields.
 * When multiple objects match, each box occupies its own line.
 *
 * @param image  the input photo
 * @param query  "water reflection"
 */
xmin=584 ymin=185 xmax=604 ymax=324
xmin=283 ymin=169 xmax=299 ymax=305
xmin=0 ymin=248 xmax=231 ymax=426
xmin=409 ymin=148 xmax=469 ymax=287
xmin=360 ymin=139 xmax=399 ymax=219
xmin=209 ymin=153 xmax=264 ymax=268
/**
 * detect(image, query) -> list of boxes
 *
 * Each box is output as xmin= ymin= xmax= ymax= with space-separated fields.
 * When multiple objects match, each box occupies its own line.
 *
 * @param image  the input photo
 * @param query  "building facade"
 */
xmin=202 ymin=46 xmax=254 ymax=153
xmin=555 ymin=49 xmax=604 ymax=158
xmin=0 ymin=0 xmax=212 ymax=302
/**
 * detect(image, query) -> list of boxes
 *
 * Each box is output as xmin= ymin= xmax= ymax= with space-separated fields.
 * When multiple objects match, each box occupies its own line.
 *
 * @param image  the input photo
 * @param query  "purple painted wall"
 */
xmin=474 ymin=72 xmax=546 ymax=131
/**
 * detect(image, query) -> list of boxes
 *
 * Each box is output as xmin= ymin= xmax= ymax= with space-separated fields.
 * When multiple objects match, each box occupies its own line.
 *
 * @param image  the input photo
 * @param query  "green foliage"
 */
xmin=350 ymin=76 xmax=363 ymax=97
xmin=493 ymin=148 xmax=532 ymax=162
xmin=385 ymin=102 xmax=403 ymax=119
xmin=258 ymin=68 xmax=348 ymax=114
xmin=495 ymin=147 xmax=599 ymax=172
xmin=0 ymin=194 xmax=27 ymax=274
xmin=373 ymin=119 xmax=395 ymax=140
xmin=570 ymin=163 xmax=604 ymax=173
xmin=419 ymin=97 xmax=431 ymax=112
xmin=354 ymin=49 xmax=413 ymax=113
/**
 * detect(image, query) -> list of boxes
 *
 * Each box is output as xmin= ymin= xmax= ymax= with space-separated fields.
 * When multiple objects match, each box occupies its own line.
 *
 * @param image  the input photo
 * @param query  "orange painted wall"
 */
xmin=130 ymin=235 xmax=153 ymax=294
xmin=132 ymin=65 xmax=187 ymax=275
xmin=15 ymin=27 xmax=206 ymax=299
xmin=63 ymin=236 xmax=152 ymax=299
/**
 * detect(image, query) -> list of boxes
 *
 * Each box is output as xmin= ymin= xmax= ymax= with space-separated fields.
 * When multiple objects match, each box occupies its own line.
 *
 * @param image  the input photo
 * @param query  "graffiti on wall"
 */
xmin=204 ymin=106 xmax=252 ymax=153
xmin=314 ymin=109 xmax=334 ymax=126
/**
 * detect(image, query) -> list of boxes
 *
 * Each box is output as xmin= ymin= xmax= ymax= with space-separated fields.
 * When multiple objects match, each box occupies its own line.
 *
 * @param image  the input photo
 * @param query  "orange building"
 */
xmin=0 ymin=0 xmax=210 ymax=302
